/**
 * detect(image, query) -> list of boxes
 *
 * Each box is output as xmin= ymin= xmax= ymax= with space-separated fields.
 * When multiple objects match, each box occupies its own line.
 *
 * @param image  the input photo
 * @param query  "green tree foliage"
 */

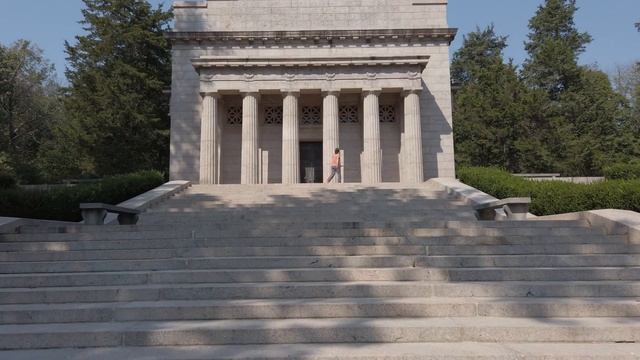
xmin=453 ymin=0 xmax=639 ymax=176
xmin=60 ymin=0 xmax=173 ymax=177
xmin=0 ymin=40 xmax=62 ymax=183
xmin=451 ymin=25 xmax=508 ymax=86
xmin=522 ymin=0 xmax=592 ymax=99
xmin=452 ymin=26 xmax=536 ymax=172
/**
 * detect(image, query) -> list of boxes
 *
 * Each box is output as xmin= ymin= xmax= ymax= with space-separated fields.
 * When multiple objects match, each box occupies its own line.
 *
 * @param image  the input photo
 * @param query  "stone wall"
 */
xmin=173 ymin=0 xmax=448 ymax=32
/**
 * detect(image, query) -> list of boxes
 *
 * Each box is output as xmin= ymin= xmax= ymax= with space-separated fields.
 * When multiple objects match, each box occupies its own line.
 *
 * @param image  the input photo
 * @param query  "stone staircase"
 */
xmin=1 ymin=183 xmax=639 ymax=359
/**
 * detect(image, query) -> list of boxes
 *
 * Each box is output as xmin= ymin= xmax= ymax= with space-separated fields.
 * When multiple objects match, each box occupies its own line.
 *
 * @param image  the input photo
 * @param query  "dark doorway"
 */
xmin=300 ymin=142 xmax=323 ymax=183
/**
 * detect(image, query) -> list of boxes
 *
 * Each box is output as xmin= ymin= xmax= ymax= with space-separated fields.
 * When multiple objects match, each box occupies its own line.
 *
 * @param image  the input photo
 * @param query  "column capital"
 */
xmin=241 ymin=91 xmax=261 ymax=100
xmin=281 ymin=90 xmax=300 ymax=98
xmin=201 ymin=91 xmax=221 ymax=99
xmin=362 ymin=88 xmax=382 ymax=97
xmin=321 ymin=89 xmax=341 ymax=97
xmin=402 ymin=88 xmax=423 ymax=96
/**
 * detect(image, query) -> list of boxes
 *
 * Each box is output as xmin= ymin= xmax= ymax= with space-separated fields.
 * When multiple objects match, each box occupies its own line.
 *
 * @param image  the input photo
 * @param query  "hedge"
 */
xmin=0 ymin=170 xmax=165 ymax=222
xmin=457 ymin=167 xmax=640 ymax=216
xmin=603 ymin=163 xmax=640 ymax=180
xmin=0 ymin=172 xmax=17 ymax=189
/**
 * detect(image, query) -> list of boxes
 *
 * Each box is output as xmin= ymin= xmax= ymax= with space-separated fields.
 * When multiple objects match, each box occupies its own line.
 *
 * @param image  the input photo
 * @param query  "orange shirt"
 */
xmin=331 ymin=154 xmax=341 ymax=167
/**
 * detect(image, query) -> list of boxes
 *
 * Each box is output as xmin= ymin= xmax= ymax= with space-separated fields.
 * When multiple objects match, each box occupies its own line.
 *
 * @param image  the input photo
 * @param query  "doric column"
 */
xmin=281 ymin=91 xmax=300 ymax=184
xmin=199 ymin=93 xmax=221 ymax=184
xmin=322 ymin=91 xmax=340 ymax=181
xmin=362 ymin=89 xmax=382 ymax=184
xmin=403 ymin=90 xmax=424 ymax=183
xmin=241 ymin=92 xmax=260 ymax=184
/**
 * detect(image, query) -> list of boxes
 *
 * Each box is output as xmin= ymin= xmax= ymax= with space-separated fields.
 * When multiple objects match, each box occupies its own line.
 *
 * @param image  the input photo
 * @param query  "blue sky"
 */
xmin=0 ymin=0 xmax=638 ymax=83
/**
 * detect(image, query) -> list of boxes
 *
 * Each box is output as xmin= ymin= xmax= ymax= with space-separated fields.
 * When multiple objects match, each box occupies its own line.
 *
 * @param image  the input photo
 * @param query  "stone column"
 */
xmin=403 ymin=90 xmax=424 ymax=183
xmin=362 ymin=89 xmax=382 ymax=184
xmin=322 ymin=91 xmax=340 ymax=181
xmin=199 ymin=93 xmax=221 ymax=184
xmin=241 ymin=92 xmax=260 ymax=184
xmin=281 ymin=91 xmax=300 ymax=184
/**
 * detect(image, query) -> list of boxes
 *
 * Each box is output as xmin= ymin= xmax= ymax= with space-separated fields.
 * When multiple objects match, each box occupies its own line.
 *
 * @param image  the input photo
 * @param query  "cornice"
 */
xmin=192 ymin=55 xmax=430 ymax=69
xmin=167 ymin=28 xmax=458 ymax=45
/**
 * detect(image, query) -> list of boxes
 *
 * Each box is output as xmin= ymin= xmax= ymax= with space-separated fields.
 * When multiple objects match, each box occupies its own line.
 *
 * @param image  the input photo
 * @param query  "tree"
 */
xmin=612 ymin=63 xmax=640 ymax=106
xmin=522 ymin=0 xmax=592 ymax=99
xmin=453 ymin=26 xmax=540 ymax=172
xmin=62 ymin=0 xmax=173 ymax=176
xmin=558 ymin=68 xmax=633 ymax=175
xmin=0 ymin=40 xmax=61 ymax=181
xmin=451 ymin=25 xmax=508 ymax=86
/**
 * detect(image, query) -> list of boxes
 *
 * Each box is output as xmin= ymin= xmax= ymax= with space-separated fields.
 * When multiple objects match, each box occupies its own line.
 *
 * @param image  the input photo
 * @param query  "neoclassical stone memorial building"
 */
xmin=168 ymin=0 xmax=457 ymax=184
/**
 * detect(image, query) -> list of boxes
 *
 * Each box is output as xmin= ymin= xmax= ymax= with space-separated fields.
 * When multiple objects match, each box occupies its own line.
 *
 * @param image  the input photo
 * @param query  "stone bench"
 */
xmin=80 ymin=203 xmax=141 ymax=225
xmin=473 ymin=198 xmax=531 ymax=221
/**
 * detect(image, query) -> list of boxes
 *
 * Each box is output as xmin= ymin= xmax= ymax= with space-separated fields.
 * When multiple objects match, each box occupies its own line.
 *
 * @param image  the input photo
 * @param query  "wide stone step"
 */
xmin=0 ymin=256 xmax=421 ymax=274
xmin=2 ymin=281 xmax=640 ymax=305
xmin=0 ymin=244 xmax=427 ymax=256
xmin=4 ymin=343 xmax=638 ymax=360
xmin=428 ymin=244 xmax=640 ymax=255
xmin=0 ymin=281 xmax=435 ymax=305
xmin=138 ymin=214 xmax=480 ymax=225
xmin=0 ymin=227 xmax=612 ymax=246
xmin=0 ymin=317 xmax=638 ymax=349
xmin=1 ymin=253 xmax=638 ymax=273
xmin=445 ymin=267 xmax=640 ymax=281
xmin=20 ymin=219 xmax=589 ymax=234
xmin=3 ymin=266 xmax=640 ymax=288
xmin=1 ymin=297 xmax=639 ymax=325
xmin=0 ymin=234 xmax=628 ymax=260
xmin=0 ymin=268 xmax=437 ymax=288
xmin=421 ymin=254 xmax=640 ymax=268
xmin=148 ymin=205 xmax=471 ymax=214
xmin=2 ymin=222 xmax=602 ymax=241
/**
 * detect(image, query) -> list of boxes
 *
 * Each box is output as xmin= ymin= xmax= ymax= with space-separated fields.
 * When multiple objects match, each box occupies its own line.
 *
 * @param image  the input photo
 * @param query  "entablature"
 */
xmin=197 ymin=61 xmax=426 ymax=94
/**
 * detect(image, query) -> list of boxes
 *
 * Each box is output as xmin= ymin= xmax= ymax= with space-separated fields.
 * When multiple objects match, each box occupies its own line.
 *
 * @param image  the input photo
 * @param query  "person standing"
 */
xmin=326 ymin=148 xmax=341 ymax=183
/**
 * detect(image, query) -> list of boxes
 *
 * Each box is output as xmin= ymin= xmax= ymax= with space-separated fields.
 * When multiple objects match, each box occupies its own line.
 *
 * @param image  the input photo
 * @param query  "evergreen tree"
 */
xmin=522 ymin=0 xmax=592 ymax=99
xmin=558 ymin=68 xmax=631 ymax=175
xmin=451 ymin=25 xmax=508 ymax=86
xmin=452 ymin=26 xmax=537 ymax=172
xmin=62 ymin=0 xmax=172 ymax=176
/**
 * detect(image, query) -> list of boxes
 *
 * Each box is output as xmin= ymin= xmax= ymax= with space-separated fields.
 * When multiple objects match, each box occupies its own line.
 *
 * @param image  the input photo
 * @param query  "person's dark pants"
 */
xmin=327 ymin=166 xmax=341 ymax=183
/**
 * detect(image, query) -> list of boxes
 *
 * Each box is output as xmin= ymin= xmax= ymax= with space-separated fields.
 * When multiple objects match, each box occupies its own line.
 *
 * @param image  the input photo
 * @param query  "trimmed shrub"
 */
xmin=458 ymin=167 xmax=640 ymax=216
xmin=603 ymin=163 xmax=640 ymax=180
xmin=0 ymin=172 xmax=17 ymax=189
xmin=0 ymin=170 xmax=165 ymax=221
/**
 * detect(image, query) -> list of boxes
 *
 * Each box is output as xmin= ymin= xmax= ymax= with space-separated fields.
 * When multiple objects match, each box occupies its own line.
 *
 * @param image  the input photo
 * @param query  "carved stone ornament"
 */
xmin=326 ymin=72 xmax=337 ymax=81
xmin=244 ymin=73 xmax=256 ymax=81
xmin=408 ymin=71 xmax=421 ymax=79
xmin=202 ymin=74 xmax=215 ymax=82
xmin=284 ymin=73 xmax=296 ymax=81
xmin=366 ymin=72 xmax=377 ymax=79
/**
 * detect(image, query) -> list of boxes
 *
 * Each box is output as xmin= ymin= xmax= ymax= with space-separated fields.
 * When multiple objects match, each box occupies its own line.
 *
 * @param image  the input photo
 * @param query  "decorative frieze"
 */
xmin=197 ymin=62 xmax=425 ymax=94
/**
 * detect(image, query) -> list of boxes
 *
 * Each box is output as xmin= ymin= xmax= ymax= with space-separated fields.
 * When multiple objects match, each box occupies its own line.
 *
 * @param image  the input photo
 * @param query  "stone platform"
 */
xmin=0 ymin=182 xmax=639 ymax=358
